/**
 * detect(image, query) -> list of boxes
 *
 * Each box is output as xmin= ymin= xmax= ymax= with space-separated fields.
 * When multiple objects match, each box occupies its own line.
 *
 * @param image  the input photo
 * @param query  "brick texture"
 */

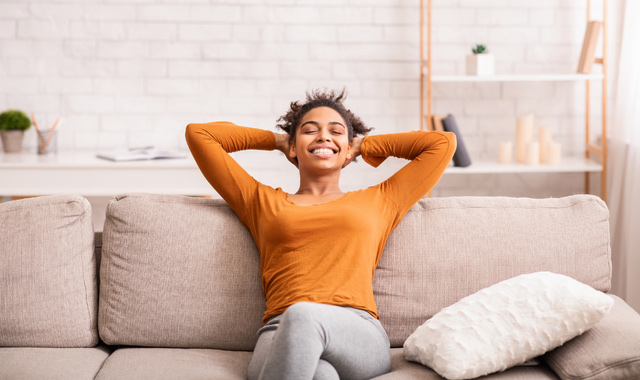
xmin=0 ymin=0 xmax=621 ymax=198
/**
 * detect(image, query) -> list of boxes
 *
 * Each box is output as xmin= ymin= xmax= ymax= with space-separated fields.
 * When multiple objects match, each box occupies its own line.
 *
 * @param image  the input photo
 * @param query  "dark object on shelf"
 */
xmin=442 ymin=114 xmax=472 ymax=167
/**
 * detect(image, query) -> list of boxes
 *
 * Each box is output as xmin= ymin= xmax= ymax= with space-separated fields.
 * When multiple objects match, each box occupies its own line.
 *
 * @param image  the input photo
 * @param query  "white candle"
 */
xmin=546 ymin=141 xmax=562 ymax=165
xmin=498 ymin=141 xmax=513 ymax=164
xmin=538 ymin=125 xmax=552 ymax=163
xmin=525 ymin=142 xmax=540 ymax=165
xmin=516 ymin=113 xmax=534 ymax=163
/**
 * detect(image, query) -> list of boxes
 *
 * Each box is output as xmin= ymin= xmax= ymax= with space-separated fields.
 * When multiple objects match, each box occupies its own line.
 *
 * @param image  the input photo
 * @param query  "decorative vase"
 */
xmin=466 ymin=54 xmax=495 ymax=76
xmin=1 ymin=130 xmax=25 ymax=153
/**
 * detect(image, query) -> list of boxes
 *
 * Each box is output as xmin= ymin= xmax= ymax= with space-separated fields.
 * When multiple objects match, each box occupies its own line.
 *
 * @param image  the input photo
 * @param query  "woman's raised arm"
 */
xmin=185 ymin=121 xmax=276 ymax=223
xmin=361 ymin=130 xmax=456 ymax=217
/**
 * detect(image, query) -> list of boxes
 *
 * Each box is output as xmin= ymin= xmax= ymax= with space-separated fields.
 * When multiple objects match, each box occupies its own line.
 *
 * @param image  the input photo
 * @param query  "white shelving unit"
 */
xmin=445 ymin=157 xmax=602 ymax=175
xmin=428 ymin=73 xmax=604 ymax=83
xmin=419 ymin=0 xmax=608 ymax=200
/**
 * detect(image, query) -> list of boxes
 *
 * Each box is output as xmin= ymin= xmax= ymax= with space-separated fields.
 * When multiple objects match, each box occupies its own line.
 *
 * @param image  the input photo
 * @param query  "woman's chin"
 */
xmin=299 ymin=161 xmax=343 ymax=173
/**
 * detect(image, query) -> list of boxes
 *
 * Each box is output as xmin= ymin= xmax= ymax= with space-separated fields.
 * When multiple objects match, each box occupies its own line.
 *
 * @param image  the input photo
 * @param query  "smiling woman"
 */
xmin=185 ymin=89 xmax=457 ymax=380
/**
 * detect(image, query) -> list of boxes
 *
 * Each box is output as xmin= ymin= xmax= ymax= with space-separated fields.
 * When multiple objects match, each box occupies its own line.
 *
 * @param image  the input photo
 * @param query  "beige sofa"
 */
xmin=1 ymin=193 xmax=639 ymax=380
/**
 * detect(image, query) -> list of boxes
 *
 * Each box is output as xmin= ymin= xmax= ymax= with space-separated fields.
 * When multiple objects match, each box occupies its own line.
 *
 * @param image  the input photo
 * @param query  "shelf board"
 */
xmin=426 ymin=73 xmax=604 ymax=83
xmin=444 ymin=157 xmax=602 ymax=174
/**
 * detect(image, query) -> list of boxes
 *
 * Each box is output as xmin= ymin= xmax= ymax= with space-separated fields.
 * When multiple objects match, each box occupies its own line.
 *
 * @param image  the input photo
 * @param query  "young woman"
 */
xmin=185 ymin=89 xmax=456 ymax=380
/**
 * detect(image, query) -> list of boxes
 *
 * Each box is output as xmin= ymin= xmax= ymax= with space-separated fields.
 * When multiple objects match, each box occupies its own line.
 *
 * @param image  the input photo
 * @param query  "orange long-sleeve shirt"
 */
xmin=186 ymin=122 xmax=456 ymax=323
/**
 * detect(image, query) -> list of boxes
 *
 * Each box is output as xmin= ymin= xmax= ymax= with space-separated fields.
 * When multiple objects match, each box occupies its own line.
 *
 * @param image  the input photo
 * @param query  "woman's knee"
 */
xmin=313 ymin=359 xmax=339 ymax=380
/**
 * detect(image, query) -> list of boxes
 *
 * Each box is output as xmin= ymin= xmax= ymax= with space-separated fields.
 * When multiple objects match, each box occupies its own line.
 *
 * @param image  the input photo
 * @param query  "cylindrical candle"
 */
xmin=498 ymin=141 xmax=513 ymax=164
xmin=546 ymin=141 xmax=562 ymax=165
xmin=538 ymin=125 xmax=552 ymax=163
xmin=525 ymin=142 xmax=539 ymax=165
xmin=516 ymin=113 xmax=534 ymax=163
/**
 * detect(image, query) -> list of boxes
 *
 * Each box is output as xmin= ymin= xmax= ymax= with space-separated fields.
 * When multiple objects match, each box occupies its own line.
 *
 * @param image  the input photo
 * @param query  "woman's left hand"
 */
xmin=274 ymin=133 xmax=298 ymax=167
xmin=343 ymin=137 xmax=363 ymax=168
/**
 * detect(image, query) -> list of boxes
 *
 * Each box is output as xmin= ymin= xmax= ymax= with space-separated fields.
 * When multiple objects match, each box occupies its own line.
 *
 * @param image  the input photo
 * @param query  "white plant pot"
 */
xmin=1 ymin=130 xmax=25 ymax=153
xmin=466 ymin=54 xmax=495 ymax=76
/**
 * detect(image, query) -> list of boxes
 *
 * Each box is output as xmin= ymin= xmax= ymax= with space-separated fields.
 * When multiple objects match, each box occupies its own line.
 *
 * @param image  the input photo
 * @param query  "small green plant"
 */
xmin=472 ymin=44 xmax=488 ymax=54
xmin=0 ymin=109 xmax=31 ymax=131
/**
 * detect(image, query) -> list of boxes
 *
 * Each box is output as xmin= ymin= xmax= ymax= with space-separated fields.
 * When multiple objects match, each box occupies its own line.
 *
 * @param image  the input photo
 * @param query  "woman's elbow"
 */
xmin=429 ymin=130 xmax=456 ymax=150
xmin=429 ymin=131 xmax=457 ymax=160
xmin=185 ymin=123 xmax=200 ymax=140
xmin=185 ymin=123 xmax=210 ymax=147
xmin=443 ymin=131 xmax=457 ymax=149
xmin=442 ymin=131 xmax=457 ymax=158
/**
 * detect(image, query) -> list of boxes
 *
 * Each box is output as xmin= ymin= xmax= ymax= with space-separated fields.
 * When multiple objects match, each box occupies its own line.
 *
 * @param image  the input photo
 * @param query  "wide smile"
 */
xmin=309 ymin=146 xmax=338 ymax=158
xmin=311 ymin=148 xmax=338 ymax=155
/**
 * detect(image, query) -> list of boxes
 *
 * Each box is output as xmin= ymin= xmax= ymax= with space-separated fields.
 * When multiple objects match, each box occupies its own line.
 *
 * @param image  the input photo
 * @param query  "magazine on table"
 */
xmin=96 ymin=147 xmax=187 ymax=162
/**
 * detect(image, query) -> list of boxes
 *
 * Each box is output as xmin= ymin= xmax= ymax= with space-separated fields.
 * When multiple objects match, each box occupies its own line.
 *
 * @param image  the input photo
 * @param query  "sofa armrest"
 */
xmin=543 ymin=294 xmax=640 ymax=380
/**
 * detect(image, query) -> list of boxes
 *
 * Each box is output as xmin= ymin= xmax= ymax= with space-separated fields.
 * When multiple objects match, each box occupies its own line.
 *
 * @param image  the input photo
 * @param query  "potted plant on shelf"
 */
xmin=0 ymin=109 xmax=32 ymax=153
xmin=466 ymin=44 xmax=494 ymax=76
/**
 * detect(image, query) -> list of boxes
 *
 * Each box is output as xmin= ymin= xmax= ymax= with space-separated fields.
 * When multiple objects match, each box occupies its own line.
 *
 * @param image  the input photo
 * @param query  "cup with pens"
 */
xmin=31 ymin=114 xmax=62 ymax=155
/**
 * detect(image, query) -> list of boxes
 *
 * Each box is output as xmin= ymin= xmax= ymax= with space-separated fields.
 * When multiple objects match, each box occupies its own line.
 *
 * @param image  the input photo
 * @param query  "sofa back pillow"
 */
xmin=99 ymin=193 xmax=264 ymax=350
xmin=374 ymin=194 xmax=611 ymax=347
xmin=0 ymin=194 xmax=98 ymax=347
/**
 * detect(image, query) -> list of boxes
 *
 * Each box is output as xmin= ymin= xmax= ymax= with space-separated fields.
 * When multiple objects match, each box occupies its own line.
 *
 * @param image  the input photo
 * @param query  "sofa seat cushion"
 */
xmin=94 ymin=348 xmax=561 ymax=380
xmin=370 ymin=349 xmax=560 ymax=380
xmin=0 ymin=346 xmax=111 ymax=380
xmin=0 ymin=194 xmax=98 ymax=347
xmin=371 ymin=349 xmax=443 ymax=379
xmin=543 ymin=294 xmax=640 ymax=380
xmin=94 ymin=348 xmax=253 ymax=380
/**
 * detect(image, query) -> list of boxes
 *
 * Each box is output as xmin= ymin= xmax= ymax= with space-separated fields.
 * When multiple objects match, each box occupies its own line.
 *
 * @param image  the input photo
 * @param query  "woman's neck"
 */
xmin=295 ymin=182 xmax=343 ymax=196
xmin=295 ymin=172 xmax=343 ymax=196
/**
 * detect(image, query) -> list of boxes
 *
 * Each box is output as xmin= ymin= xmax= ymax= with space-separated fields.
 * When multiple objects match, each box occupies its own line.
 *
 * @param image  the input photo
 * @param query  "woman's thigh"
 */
xmin=248 ymin=303 xmax=390 ymax=380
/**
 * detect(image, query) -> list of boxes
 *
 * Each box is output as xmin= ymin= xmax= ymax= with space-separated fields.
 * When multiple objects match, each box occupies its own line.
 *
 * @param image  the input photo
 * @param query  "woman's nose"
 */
xmin=317 ymin=131 xmax=331 ymax=141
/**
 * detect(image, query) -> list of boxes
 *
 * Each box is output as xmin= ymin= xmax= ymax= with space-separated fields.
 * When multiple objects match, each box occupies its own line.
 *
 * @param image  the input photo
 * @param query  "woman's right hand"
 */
xmin=274 ymin=133 xmax=298 ymax=167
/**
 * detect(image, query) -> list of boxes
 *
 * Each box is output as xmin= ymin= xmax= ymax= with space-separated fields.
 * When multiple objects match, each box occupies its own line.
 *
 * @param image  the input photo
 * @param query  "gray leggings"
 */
xmin=247 ymin=302 xmax=392 ymax=380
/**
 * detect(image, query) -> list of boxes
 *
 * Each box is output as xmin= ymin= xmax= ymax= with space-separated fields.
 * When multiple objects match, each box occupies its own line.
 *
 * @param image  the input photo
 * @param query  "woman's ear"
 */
xmin=289 ymin=140 xmax=296 ymax=158
xmin=342 ymin=143 xmax=354 ymax=168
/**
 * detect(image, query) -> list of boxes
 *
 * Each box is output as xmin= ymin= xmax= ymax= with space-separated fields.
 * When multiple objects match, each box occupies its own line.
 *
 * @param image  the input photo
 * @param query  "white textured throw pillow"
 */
xmin=403 ymin=271 xmax=613 ymax=380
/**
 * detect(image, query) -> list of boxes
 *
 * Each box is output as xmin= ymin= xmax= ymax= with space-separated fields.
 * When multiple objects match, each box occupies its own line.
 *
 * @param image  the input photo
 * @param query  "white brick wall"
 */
xmin=0 ymin=0 xmax=621 ymax=199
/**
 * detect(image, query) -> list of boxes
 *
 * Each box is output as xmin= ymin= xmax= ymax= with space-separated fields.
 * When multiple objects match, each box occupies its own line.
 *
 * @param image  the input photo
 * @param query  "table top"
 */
xmin=0 ymin=151 xmax=216 ymax=196
xmin=0 ymin=151 xmax=198 ymax=169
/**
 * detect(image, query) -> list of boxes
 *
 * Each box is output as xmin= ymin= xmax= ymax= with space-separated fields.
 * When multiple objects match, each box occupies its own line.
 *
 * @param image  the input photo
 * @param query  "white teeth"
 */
xmin=312 ymin=148 xmax=335 ymax=155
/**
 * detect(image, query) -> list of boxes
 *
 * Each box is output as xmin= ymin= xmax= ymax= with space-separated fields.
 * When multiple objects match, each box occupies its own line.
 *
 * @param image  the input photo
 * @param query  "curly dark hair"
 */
xmin=276 ymin=88 xmax=372 ymax=144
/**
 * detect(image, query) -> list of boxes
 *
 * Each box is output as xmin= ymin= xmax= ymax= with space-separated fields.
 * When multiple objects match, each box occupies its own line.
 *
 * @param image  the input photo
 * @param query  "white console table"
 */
xmin=0 ymin=151 xmax=215 ymax=197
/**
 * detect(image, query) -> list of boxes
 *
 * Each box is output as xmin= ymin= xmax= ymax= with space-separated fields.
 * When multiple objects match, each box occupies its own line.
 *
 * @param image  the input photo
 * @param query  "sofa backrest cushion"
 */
xmin=0 ymin=195 xmax=98 ymax=347
xmin=99 ymin=193 xmax=264 ymax=350
xmin=373 ymin=194 xmax=611 ymax=347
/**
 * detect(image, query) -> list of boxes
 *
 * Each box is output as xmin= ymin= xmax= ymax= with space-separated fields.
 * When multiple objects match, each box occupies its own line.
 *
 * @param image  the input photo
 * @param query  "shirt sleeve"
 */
xmin=360 ymin=130 xmax=456 ymax=217
xmin=185 ymin=121 xmax=276 ymax=225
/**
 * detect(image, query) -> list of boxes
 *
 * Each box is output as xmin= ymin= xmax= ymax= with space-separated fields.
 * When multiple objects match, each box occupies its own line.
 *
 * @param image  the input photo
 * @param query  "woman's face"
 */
xmin=290 ymin=106 xmax=352 ymax=173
